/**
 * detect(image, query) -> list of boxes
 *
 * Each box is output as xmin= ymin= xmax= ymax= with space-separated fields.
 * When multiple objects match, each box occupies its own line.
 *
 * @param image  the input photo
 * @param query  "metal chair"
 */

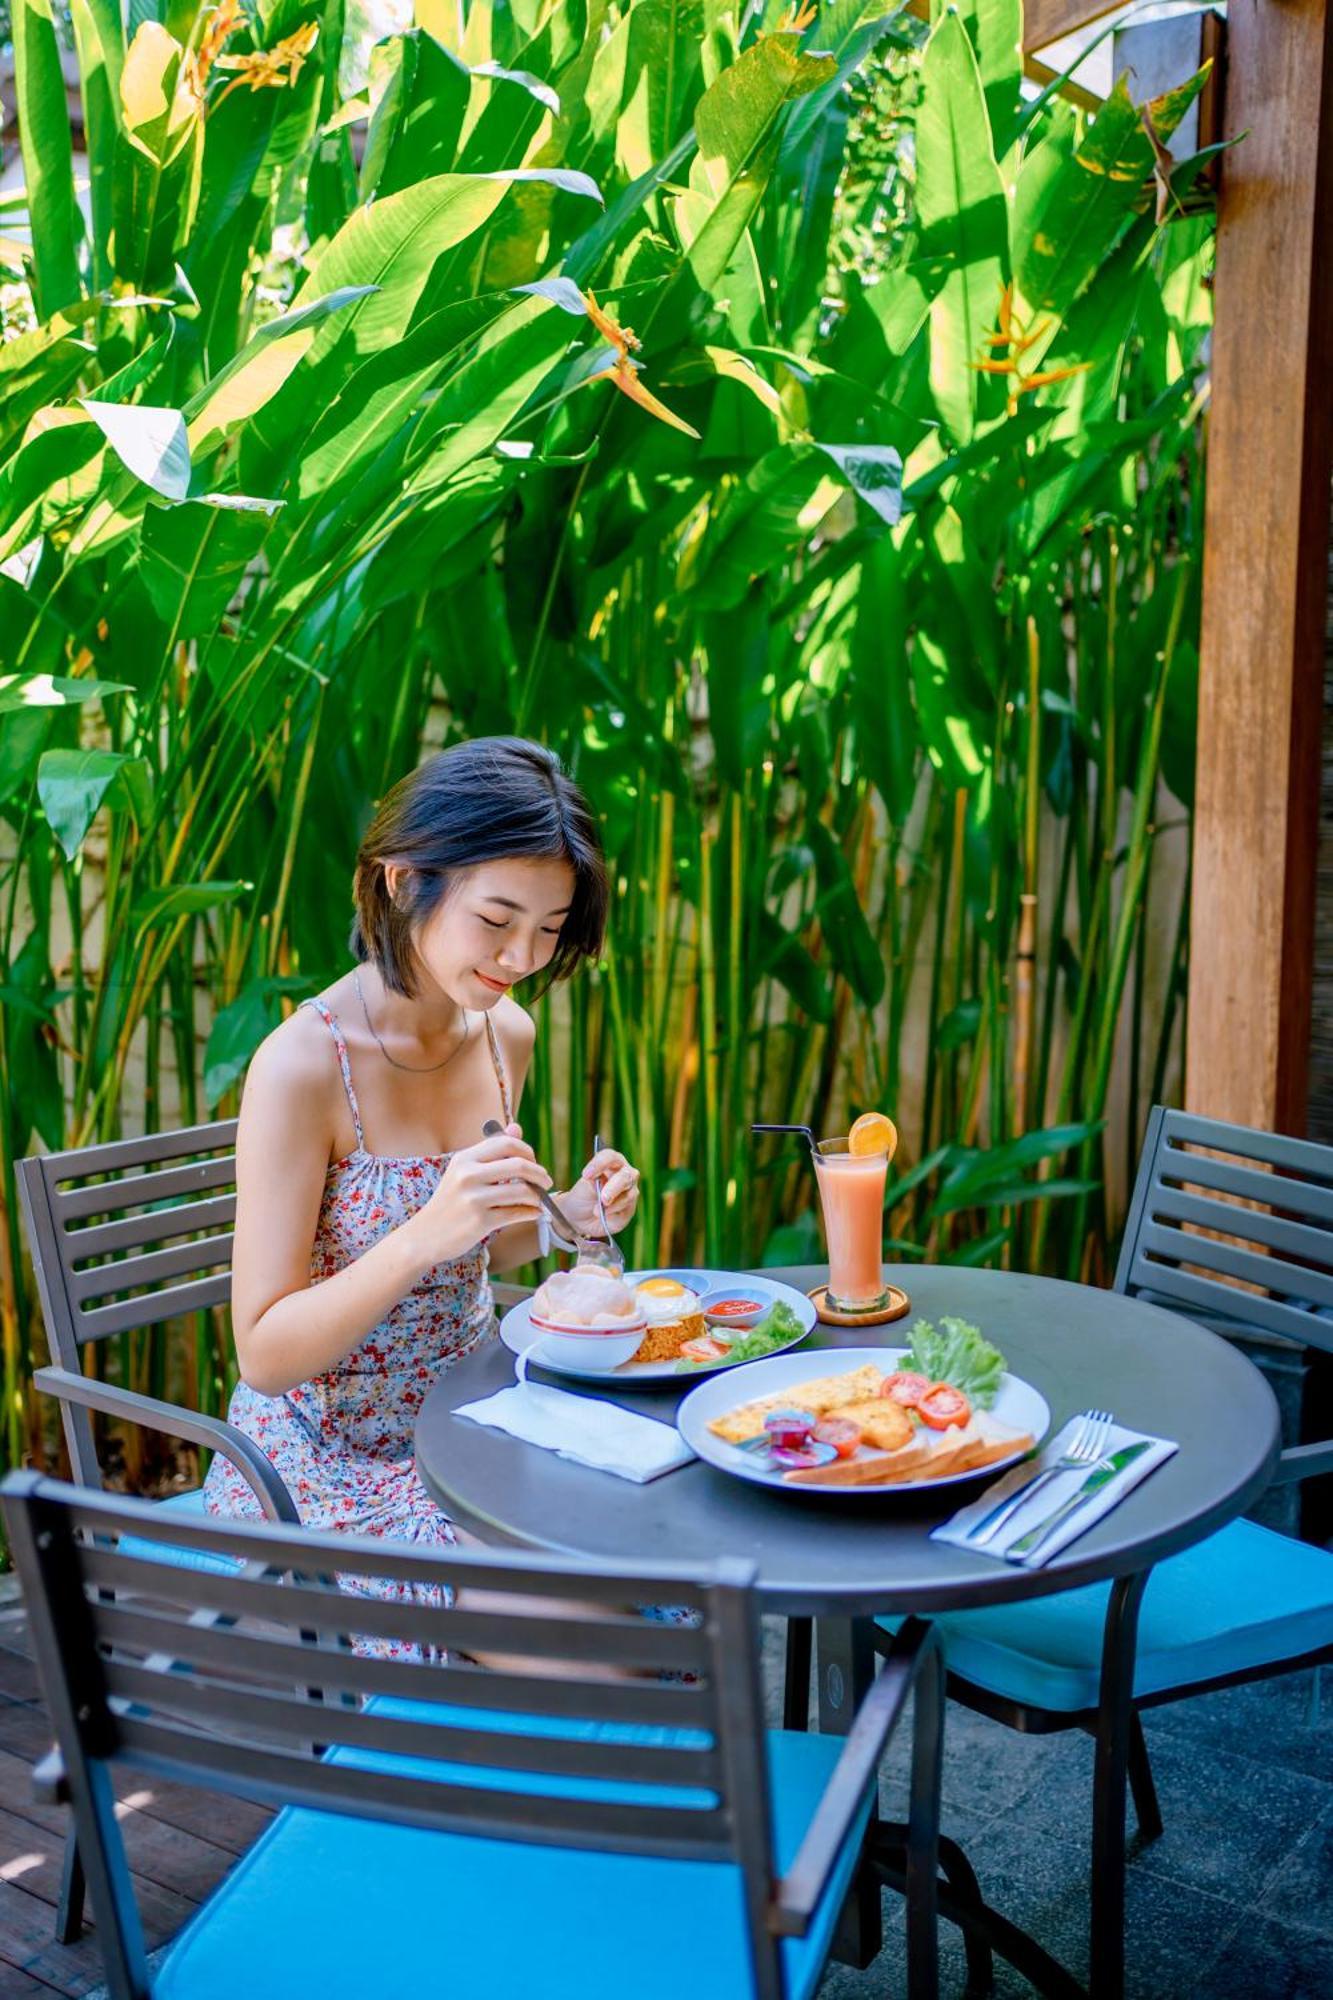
xmin=17 ymin=1113 xmax=581 ymax=1937
xmin=876 ymin=1106 xmax=1333 ymax=1999
xmin=17 ymin=1120 xmax=297 ymax=1528
xmin=3 ymin=1472 xmax=947 ymax=2000
xmin=17 ymin=1121 xmax=301 ymax=1941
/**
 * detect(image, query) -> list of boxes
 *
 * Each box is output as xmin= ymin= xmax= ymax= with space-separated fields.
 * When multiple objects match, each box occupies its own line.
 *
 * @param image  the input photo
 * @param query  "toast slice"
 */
xmin=783 ymin=1412 xmax=1035 ymax=1488
xmin=708 ymin=1364 xmax=885 ymax=1444
xmin=834 ymin=1398 xmax=914 ymax=1453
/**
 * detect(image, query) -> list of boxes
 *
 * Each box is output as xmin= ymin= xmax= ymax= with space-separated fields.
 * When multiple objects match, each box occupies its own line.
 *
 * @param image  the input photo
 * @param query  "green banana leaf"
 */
xmin=916 ymin=10 xmax=1009 ymax=446
xmin=11 ymin=0 xmax=83 ymax=317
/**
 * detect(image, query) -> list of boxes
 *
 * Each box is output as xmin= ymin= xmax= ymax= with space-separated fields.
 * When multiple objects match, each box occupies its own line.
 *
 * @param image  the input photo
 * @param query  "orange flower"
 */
xmin=584 ymin=289 xmax=641 ymax=363
xmin=971 ymin=281 xmax=1093 ymax=414
xmin=581 ymin=289 xmax=699 ymax=439
xmin=213 ymin=20 xmax=319 ymax=106
xmin=189 ymin=0 xmax=240 ymax=92
xmin=590 ymin=356 xmax=701 ymax=438
xmin=777 ymin=2 xmax=818 ymax=29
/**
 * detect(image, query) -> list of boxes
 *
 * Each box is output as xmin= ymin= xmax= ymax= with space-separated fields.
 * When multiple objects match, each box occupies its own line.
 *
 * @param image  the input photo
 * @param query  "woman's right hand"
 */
xmin=408 ymin=1125 xmax=551 ymax=1267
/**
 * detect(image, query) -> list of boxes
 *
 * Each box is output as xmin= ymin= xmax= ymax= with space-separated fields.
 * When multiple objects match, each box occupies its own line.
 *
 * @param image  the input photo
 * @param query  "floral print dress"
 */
xmin=203 ymin=995 xmax=513 ymax=1655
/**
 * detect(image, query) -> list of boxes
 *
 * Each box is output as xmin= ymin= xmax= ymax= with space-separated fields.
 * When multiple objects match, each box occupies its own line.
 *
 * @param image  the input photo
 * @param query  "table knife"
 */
xmin=1003 ymin=1439 xmax=1154 ymax=1564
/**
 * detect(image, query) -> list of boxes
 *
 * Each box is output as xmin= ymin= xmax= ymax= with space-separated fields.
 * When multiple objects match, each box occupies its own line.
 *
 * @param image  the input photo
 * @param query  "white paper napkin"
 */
xmin=933 ymin=1417 xmax=1178 ymax=1566
xmin=454 ymin=1380 xmax=695 ymax=1483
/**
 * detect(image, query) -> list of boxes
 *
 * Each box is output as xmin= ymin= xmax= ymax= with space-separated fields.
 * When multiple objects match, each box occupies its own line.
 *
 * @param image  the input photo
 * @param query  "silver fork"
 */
xmin=590 ymin=1131 xmax=625 ymax=1274
xmin=964 ymin=1408 xmax=1113 ymax=1547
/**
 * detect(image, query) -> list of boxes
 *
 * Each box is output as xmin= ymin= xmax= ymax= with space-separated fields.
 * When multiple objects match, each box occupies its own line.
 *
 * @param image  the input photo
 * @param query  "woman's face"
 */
xmin=398 ymin=856 xmax=577 ymax=1010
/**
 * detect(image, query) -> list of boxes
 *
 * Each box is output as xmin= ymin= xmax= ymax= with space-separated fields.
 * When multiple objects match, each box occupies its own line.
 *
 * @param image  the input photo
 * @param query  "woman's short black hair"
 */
xmin=351 ymin=738 xmax=609 ymax=997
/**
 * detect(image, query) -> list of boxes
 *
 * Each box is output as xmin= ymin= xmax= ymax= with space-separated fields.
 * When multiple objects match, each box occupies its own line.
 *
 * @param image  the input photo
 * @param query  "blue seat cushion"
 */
xmin=119 ymin=1486 xmax=242 ymax=1577
xmin=154 ymin=1701 xmax=871 ymax=2000
xmin=880 ymin=1518 xmax=1333 ymax=1713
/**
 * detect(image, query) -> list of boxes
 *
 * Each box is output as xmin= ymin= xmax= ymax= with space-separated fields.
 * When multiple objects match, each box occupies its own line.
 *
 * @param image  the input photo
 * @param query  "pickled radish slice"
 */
xmin=763 ymin=1408 xmax=814 ymax=1450
xmin=772 ymin=1440 xmax=838 ymax=1470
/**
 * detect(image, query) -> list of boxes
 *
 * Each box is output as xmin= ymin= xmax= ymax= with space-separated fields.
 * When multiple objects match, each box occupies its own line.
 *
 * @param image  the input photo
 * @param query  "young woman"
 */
xmin=204 ymin=737 xmax=640 ymax=1640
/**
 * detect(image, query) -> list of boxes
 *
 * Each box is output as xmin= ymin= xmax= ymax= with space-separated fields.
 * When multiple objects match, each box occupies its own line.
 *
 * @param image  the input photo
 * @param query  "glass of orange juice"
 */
xmin=813 ymin=1114 xmax=896 ymax=1312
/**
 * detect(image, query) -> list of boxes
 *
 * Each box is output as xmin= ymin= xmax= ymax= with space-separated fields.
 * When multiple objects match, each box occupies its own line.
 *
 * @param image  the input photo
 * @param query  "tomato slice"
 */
xmin=880 ymin=1370 xmax=931 ymax=1407
xmin=813 ymin=1417 xmax=863 ymax=1459
xmin=917 ymin=1383 xmax=971 ymax=1430
xmin=681 ymin=1335 xmax=729 ymax=1362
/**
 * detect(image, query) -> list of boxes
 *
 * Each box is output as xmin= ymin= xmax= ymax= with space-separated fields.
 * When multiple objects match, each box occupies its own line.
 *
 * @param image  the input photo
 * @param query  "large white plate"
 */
xmin=677 ymin=1346 xmax=1051 ymax=1498
xmin=499 ymin=1269 xmax=816 ymax=1385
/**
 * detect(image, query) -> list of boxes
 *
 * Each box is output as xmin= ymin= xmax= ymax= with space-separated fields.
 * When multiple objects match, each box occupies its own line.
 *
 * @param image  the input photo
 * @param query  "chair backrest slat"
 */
xmin=81 ymin=1542 xmax=710 ymax=1668
xmin=74 ymin=1273 xmax=234 ymax=1341
xmin=70 ymin=1494 xmax=712 ymax=1601
xmin=64 ymin=1192 xmax=239 ymax=1262
xmin=92 ymin=1597 xmax=710 ymax=1726
xmin=1118 ymin=1107 xmax=1333 ymax=1377
xmin=68 ymin=1232 xmax=235 ymax=1306
xmin=2 ymin=1475 xmax=782 ymax=1991
xmin=1142 ymin=1184 xmax=1333 ymax=1271
xmin=110 ymin=1712 xmax=735 ymax=1859
xmin=101 ymin=1656 xmax=723 ymax=1789
xmin=53 ymin=1151 xmax=238 ymax=1221
xmin=39 ymin=1124 xmax=242 ymax=1178
xmin=1137 ymin=1218 xmax=1333 ymax=1313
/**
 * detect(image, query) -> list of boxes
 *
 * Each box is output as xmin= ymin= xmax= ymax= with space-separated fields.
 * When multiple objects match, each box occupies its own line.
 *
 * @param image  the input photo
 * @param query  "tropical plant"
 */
xmin=0 ymin=0 xmax=1213 ymax=1484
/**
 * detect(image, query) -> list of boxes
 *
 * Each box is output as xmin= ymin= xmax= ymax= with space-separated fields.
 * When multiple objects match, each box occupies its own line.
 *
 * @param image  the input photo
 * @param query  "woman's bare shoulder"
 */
xmin=241 ymin=1005 xmax=341 ymax=1113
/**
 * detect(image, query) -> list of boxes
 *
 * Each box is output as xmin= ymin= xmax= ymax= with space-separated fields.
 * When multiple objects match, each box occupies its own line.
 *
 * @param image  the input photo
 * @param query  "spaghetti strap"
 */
xmin=484 ymin=1013 xmax=513 ymax=1125
xmin=302 ymin=997 xmax=364 ymax=1150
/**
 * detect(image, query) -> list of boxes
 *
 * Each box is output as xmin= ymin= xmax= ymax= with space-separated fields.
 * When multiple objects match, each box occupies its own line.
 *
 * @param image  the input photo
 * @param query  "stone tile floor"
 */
xmin=772 ymin=1629 xmax=1332 ymax=2000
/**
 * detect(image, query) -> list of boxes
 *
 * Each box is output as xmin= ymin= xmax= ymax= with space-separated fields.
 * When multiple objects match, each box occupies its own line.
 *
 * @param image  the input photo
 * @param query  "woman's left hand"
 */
xmin=557 ymin=1147 xmax=640 ymax=1239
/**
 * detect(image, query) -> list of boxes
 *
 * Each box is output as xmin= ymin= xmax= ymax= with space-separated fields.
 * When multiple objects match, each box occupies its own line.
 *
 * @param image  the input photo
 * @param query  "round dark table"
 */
xmin=416 ymin=1264 xmax=1280 ymax=2000
xmin=416 ymin=1264 xmax=1280 ymax=1617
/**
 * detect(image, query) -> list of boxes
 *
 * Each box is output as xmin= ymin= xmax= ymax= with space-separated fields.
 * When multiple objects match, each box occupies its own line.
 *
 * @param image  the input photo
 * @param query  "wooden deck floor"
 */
xmin=0 ymin=1596 xmax=271 ymax=1998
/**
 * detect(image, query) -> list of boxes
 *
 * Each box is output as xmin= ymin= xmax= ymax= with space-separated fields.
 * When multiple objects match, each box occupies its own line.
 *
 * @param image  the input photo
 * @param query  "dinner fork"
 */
xmin=590 ymin=1131 xmax=625 ymax=1274
xmin=964 ymin=1408 xmax=1113 ymax=1547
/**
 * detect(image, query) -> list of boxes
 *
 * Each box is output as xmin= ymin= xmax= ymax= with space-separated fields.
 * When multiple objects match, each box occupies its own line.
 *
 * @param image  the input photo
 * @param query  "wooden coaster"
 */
xmin=808 ymin=1284 xmax=911 ymax=1327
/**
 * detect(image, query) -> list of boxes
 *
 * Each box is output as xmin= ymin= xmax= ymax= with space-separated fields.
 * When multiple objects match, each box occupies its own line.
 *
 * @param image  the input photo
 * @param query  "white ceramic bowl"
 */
xmin=699 ymin=1286 xmax=772 ymax=1330
xmin=527 ymin=1316 xmax=647 ymax=1372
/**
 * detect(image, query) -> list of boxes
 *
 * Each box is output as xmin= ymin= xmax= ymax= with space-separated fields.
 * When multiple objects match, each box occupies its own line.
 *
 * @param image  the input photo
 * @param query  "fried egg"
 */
xmin=633 ymin=1277 xmax=703 ymax=1326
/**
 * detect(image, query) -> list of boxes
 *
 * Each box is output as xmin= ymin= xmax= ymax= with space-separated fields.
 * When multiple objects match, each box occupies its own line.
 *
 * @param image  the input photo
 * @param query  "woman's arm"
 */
xmin=484 ymin=1001 xmax=640 ymax=1275
xmin=231 ymin=1017 xmax=548 ymax=1394
xmin=485 ymin=1000 xmax=542 ymax=1275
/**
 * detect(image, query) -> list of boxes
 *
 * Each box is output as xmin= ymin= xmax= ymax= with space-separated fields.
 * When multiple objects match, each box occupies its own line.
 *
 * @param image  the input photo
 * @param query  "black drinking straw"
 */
xmin=751 ymin=1122 xmax=818 ymax=1157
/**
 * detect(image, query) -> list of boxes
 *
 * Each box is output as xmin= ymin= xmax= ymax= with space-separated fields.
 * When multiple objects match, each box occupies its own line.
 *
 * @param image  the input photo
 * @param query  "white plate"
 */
xmin=499 ymin=1269 xmax=816 ymax=1385
xmin=676 ymin=1346 xmax=1051 ymax=1498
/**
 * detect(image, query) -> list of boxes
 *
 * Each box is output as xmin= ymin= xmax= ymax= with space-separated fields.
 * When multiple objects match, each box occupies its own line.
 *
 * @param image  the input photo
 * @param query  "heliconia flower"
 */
xmin=580 ymin=288 xmax=699 ymax=439
xmin=213 ymin=20 xmax=319 ymax=106
xmin=189 ymin=0 xmax=241 ymax=92
xmin=971 ymin=280 xmax=1094 ymax=413
xmin=584 ymin=289 xmax=641 ymax=362
xmin=589 ymin=356 xmax=702 ymax=438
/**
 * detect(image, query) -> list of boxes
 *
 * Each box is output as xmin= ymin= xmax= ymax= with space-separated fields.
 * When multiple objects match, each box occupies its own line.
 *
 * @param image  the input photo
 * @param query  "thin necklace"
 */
xmin=354 ymin=969 xmax=474 ymax=1074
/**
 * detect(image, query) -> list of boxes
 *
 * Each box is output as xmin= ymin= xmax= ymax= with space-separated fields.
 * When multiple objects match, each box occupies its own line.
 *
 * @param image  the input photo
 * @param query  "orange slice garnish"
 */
xmin=848 ymin=1112 xmax=898 ymax=1160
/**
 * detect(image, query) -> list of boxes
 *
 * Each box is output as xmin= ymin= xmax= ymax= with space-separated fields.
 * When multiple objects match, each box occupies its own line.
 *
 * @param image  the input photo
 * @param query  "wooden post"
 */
xmin=1186 ymin=0 xmax=1333 ymax=1135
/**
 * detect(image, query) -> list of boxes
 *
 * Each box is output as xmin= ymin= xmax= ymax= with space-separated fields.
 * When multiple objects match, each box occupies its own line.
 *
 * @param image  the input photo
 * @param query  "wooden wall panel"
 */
xmin=1187 ymin=0 xmax=1333 ymax=1134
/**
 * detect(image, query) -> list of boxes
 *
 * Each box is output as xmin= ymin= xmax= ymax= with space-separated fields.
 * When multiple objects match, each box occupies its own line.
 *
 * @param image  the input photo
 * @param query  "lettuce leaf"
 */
xmin=907 ymin=1316 xmax=1006 ymax=1409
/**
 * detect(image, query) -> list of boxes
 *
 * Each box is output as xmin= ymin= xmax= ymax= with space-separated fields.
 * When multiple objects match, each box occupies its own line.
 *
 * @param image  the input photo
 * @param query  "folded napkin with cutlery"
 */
xmin=933 ymin=1417 xmax=1178 ymax=1566
xmin=454 ymin=1380 xmax=695 ymax=1483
